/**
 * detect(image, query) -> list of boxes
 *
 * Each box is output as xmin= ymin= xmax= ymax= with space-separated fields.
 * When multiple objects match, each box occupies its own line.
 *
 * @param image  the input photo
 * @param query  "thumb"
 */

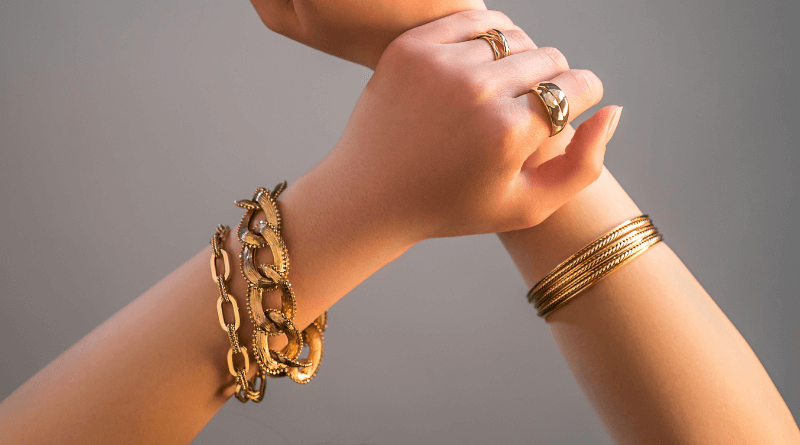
xmin=513 ymin=105 xmax=623 ymax=226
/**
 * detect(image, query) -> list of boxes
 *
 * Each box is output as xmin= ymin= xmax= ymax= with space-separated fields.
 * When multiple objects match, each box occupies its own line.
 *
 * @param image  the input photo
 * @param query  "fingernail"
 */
xmin=606 ymin=106 xmax=623 ymax=142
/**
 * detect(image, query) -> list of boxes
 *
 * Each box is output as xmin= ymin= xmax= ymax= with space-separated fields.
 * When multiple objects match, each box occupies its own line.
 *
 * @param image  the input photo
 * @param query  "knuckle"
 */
xmin=468 ymin=69 xmax=495 ymax=93
xmin=573 ymin=69 xmax=604 ymax=102
xmin=577 ymin=156 xmax=604 ymax=185
xmin=429 ymin=53 xmax=458 ymax=85
xmin=488 ymin=102 xmax=521 ymax=133
xmin=458 ymin=9 xmax=487 ymax=25
xmin=493 ymin=113 xmax=518 ymax=138
xmin=385 ymin=33 xmax=415 ymax=56
xmin=433 ymin=50 xmax=456 ymax=70
xmin=450 ymin=67 xmax=493 ymax=102
xmin=512 ymin=206 xmax=547 ymax=230
xmin=489 ymin=107 xmax=528 ymax=158
xmin=587 ymin=158 xmax=604 ymax=182
xmin=540 ymin=46 xmax=569 ymax=71
xmin=383 ymin=36 xmax=433 ymax=70
xmin=457 ymin=9 xmax=511 ymax=28
xmin=507 ymin=27 xmax=536 ymax=51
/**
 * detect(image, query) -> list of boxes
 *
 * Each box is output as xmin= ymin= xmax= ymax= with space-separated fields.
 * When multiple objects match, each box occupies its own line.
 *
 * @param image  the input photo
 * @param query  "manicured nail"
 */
xmin=606 ymin=106 xmax=623 ymax=142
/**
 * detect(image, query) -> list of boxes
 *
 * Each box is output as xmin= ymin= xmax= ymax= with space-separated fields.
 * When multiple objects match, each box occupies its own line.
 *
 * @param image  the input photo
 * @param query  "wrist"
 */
xmin=265 ymin=157 xmax=416 ymax=331
xmin=498 ymin=167 xmax=642 ymax=288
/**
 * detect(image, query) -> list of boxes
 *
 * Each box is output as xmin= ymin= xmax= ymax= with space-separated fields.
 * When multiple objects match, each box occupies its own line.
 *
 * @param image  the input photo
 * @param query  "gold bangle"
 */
xmin=538 ymin=233 xmax=662 ymax=318
xmin=534 ymin=224 xmax=657 ymax=307
xmin=527 ymin=215 xmax=650 ymax=301
xmin=235 ymin=183 xmax=327 ymax=384
xmin=528 ymin=215 xmax=663 ymax=319
xmin=210 ymin=225 xmax=266 ymax=402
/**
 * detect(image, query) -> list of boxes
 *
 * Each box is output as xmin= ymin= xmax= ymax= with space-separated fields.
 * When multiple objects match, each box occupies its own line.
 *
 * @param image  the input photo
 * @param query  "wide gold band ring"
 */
xmin=472 ymin=29 xmax=510 ymax=60
xmin=530 ymin=82 xmax=570 ymax=137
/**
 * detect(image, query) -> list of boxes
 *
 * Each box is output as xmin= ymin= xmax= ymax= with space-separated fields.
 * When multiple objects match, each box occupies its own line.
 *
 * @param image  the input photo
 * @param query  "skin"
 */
xmin=250 ymin=1 xmax=800 ymax=443
xmin=500 ymin=167 xmax=800 ymax=443
xmin=249 ymin=0 xmax=488 ymax=68
xmin=0 ymin=11 xmax=621 ymax=444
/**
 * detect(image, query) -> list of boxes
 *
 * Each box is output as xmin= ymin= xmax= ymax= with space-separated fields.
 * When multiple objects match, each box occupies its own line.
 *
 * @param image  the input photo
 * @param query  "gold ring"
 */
xmin=472 ymin=29 xmax=510 ymax=60
xmin=530 ymin=82 xmax=570 ymax=137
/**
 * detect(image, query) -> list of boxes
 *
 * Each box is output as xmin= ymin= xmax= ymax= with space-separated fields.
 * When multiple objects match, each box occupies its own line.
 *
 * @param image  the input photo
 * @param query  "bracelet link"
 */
xmin=210 ymin=248 xmax=231 ymax=281
xmin=227 ymin=346 xmax=250 ymax=377
xmin=216 ymin=295 xmax=241 ymax=331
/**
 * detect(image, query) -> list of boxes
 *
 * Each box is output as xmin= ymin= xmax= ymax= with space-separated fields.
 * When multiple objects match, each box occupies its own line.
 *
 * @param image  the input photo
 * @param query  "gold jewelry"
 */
xmin=210 ymin=225 xmax=266 ymax=402
xmin=530 ymin=82 xmax=570 ymax=137
xmin=473 ymin=29 xmax=510 ymax=60
xmin=528 ymin=216 xmax=650 ymax=298
xmin=236 ymin=183 xmax=327 ymax=384
xmin=528 ymin=215 xmax=663 ymax=319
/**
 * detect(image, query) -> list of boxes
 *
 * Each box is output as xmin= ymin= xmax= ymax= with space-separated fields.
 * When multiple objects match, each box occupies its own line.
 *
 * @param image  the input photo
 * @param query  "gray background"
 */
xmin=1 ymin=0 xmax=797 ymax=443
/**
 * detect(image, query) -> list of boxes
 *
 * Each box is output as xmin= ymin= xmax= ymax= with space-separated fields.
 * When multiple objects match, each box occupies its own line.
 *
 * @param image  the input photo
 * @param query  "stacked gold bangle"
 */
xmin=209 ymin=182 xmax=328 ymax=403
xmin=528 ymin=215 xmax=663 ymax=319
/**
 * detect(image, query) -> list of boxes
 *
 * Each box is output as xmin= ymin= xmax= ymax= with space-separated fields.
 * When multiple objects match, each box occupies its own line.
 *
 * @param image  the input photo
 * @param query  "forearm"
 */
xmin=0 ymin=10 xmax=610 ymax=440
xmin=499 ymin=167 xmax=800 ymax=443
xmin=0 ymin=244 xmax=239 ymax=443
xmin=0 ymin=160 xmax=412 ymax=444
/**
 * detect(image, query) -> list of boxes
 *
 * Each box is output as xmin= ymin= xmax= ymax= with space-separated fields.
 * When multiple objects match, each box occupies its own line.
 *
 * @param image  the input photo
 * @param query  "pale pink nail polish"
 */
xmin=606 ymin=106 xmax=623 ymax=142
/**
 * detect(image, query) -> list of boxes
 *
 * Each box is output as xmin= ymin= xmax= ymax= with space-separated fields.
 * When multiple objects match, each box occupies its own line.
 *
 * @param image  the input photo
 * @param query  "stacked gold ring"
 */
xmin=528 ymin=215 xmax=663 ymax=319
xmin=472 ymin=29 xmax=510 ymax=60
xmin=530 ymin=82 xmax=570 ymax=137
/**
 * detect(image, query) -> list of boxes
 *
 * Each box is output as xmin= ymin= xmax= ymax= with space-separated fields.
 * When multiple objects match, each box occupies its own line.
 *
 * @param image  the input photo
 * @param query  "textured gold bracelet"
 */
xmin=537 ymin=233 xmax=662 ymax=318
xmin=535 ymin=225 xmax=657 ymax=307
xmin=528 ymin=215 xmax=663 ymax=319
xmin=236 ymin=182 xmax=327 ymax=384
xmin=210 ymin=225 xmax=266 ymax=402
xmin=527 ymin=215 xmax=650 ymax=302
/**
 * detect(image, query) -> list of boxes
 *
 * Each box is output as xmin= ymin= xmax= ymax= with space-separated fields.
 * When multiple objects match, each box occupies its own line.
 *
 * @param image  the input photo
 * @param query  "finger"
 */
xmin=457 ymin=27 xmax=538 ymax=63
xmin=514 ymin=69 xmax=604 ymax=140
xmin=511 ymin=106 xmax=622 ymax=227
xmin=405 ymin=10 xmax=515 ymax=44
xmin=489 ymin=47 xmax=571 ymax=97
xmin=522 ymin=124 xmax=576 ymax=171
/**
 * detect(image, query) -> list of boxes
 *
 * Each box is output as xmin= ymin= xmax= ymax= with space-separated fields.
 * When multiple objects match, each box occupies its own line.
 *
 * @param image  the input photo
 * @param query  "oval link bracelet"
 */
xmin=210 ymin=225 xmax=266 ymax=403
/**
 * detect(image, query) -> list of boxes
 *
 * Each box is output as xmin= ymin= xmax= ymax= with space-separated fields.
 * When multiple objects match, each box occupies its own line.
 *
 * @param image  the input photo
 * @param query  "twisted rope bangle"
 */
xmin=528 ymin=215 xmax=663 ymax=319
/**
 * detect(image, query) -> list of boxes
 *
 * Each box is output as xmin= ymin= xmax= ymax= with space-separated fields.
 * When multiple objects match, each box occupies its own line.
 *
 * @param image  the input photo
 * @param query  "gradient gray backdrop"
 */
xmin=1 ymin=0 xmax=797 ymax=443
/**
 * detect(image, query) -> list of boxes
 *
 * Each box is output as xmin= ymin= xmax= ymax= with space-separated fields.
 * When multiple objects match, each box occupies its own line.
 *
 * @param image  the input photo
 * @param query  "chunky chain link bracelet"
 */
xmin=236 ymin=182 xmax=327 ymax=384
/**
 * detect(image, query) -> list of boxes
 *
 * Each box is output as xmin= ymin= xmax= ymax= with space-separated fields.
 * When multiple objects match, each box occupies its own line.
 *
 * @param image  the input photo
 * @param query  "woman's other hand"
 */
xmin=249 ymin=0 xmax=487 ymax=68
xmin=302 ymin=11 xmax=621 ymax=243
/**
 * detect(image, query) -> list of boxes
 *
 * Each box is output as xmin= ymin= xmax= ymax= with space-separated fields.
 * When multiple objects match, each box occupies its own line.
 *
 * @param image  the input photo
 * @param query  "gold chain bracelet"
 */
xmin=236 ymin=183 xmax=327 ymax=384
xmin=528 ymin=215 xmax=663 ymax=319
xmin=210 ymin=225 xmax=266 ymax=402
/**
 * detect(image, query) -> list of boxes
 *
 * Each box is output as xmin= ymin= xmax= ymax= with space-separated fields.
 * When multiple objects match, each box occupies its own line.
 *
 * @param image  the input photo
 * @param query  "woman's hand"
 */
xmin=249 ymin=0 xmax=487 ymax=68
xmin=301 ymin=11 xmax=621 ymax=242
